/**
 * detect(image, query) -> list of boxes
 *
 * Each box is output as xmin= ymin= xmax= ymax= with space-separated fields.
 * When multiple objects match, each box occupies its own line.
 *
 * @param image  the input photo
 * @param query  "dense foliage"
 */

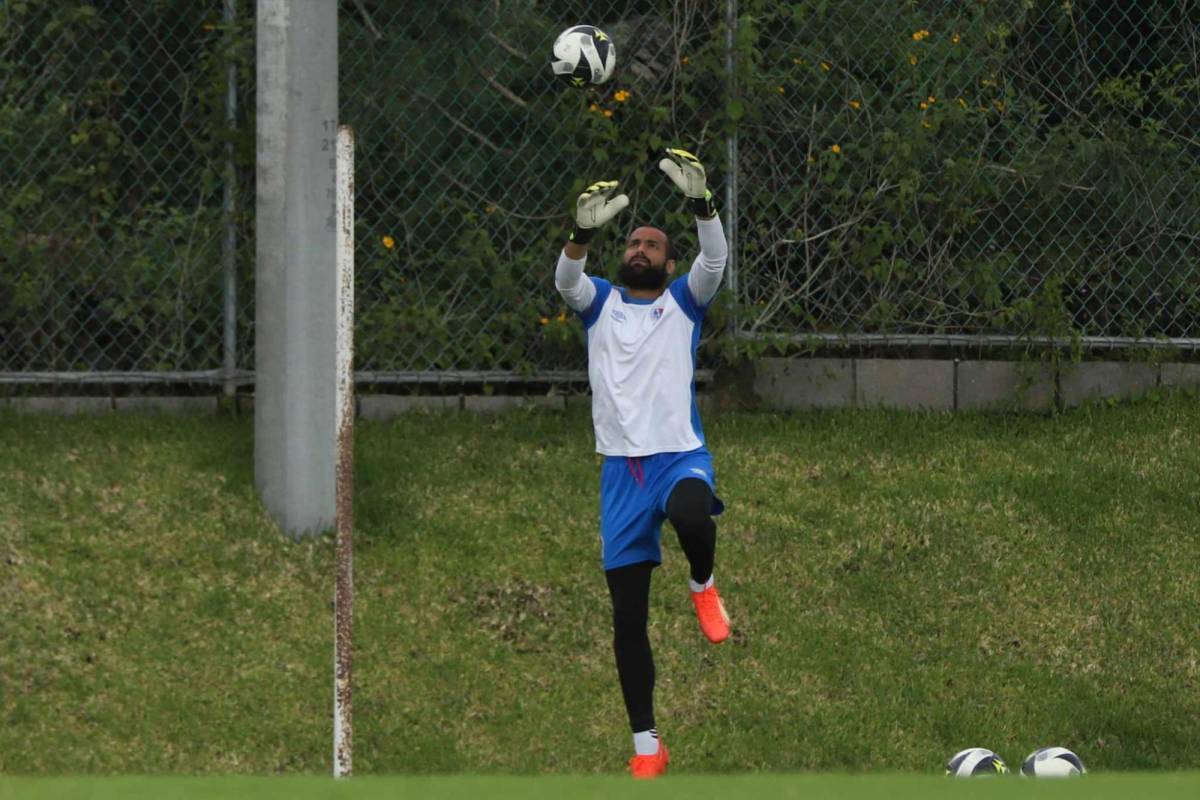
xmin=0 ymin=0 xmax=255 ymax=373
xmin=1 ymin=1 xmax=1196 ymax=376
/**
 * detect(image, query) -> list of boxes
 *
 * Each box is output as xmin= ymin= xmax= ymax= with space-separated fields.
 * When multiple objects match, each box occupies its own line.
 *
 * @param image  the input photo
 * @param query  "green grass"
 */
xmin=2 ymin=395 xmax=1199 ymax=776
xmin=4 ymin=773 xmax=1200 ymax=799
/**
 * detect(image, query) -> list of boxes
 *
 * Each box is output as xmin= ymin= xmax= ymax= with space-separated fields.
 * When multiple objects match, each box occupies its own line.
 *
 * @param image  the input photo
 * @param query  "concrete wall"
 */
xmin=5 ymin=360 xmax=1195 ymax=418
xmin=752 ymin=358 xmax=1194 ymax=412
xmin=4 ymin=397 xmax=217 ymax=414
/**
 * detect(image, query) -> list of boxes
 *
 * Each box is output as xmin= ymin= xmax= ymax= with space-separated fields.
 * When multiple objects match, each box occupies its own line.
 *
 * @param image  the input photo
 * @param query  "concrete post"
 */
xmin=255 ymin=0 xmax=338 ymax=537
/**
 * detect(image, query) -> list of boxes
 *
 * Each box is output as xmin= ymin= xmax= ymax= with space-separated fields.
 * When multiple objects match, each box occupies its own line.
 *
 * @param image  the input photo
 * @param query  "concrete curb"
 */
xmin=3 ymin=359 xmax=1192 ymax=416
xmin=1059 ymin=361 xmax=1158 ymax=408
xmin=856 ymin=359 xmax=955 ymax=411
xmin=956 ymin=361 xmax=1055 ymax=412
xmin=754 ymin=358 xmax=1179 ymax=412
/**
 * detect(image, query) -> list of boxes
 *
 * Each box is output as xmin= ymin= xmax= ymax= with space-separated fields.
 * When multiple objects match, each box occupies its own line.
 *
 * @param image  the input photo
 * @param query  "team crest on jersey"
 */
xmin=611 ymin=308 xmax=627 ymax=323
xmin=652 ymin=307 xmax=664 ymax=321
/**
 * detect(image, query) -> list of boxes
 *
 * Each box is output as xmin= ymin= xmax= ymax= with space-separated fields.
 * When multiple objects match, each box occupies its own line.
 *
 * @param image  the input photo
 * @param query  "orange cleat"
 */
xmin=629 ymin=741 xmax=669 ymax=779
xmin=690 ymin=584 xmax=730 ymax=643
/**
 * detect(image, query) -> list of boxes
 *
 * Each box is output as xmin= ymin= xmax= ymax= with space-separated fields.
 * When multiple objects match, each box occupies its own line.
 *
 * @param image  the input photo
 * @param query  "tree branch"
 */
xmin=353 ymin=0 xmax=383 ymax=40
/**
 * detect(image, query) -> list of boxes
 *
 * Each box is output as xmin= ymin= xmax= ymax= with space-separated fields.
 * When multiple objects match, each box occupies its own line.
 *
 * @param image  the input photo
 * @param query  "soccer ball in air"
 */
xmin=550 ymin=25 xmax=616 ymax=87
xmin=946 ymin=747 xmax=1009 ymax=777
xmin=1021 ymin=746 xmax=1086 ymax=777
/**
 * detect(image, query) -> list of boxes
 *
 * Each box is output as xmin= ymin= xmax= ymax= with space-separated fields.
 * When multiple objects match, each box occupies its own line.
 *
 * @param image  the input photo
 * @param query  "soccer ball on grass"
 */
xmin=946 ymin=747 xmax=1009 ymax=777
xmin=1021 ymin=746 xmax=1086 ymax=777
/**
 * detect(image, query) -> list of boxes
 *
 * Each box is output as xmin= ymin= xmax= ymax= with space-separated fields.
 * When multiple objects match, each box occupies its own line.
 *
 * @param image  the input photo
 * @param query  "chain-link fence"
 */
xmin=2 ymin=1 xmax=1197 ymax=387
xmin=340 ymin=0 xmax=728 ymax=378
xmin=735 ymin=0 xmax=1200 ymax=350
xmin=0 ymin=0 xmax=255 ymax=384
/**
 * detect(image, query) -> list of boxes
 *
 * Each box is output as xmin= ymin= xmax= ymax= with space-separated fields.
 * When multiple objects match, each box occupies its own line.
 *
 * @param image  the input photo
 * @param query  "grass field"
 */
xmin=2 ymin=393 xmax=1199 ymax=777
xmin=4 ymin=773 xmax=1200 ymax=799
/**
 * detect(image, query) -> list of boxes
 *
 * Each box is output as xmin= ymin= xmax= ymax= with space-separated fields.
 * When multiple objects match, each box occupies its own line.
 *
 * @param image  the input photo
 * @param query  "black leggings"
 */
xmin=667 ymin=477 xmax=717 ymax=585
xmin=604 ymin=478 xmax=717 ymax=732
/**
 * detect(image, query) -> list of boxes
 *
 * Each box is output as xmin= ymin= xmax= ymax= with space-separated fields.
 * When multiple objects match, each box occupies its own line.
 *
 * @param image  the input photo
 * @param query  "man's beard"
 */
xmin=619 ymin=258 xmax=668 ymax=290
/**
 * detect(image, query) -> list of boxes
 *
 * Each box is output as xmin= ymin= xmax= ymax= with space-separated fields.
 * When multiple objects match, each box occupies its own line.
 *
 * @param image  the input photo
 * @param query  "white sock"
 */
xmin=633 ymin=728 xmax=659 ymax=756
xmin=689 ymin=574 xmax=714 ymax=593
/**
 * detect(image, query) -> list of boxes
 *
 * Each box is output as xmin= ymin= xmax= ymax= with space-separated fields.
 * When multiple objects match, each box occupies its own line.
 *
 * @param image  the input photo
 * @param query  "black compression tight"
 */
xmin=605 ymin=562 xmax=656 ymax=732
xmin=666 ymin=478 xmax=717 ymax=585
xmin=604 ymin=478 xmax=718 ymax=732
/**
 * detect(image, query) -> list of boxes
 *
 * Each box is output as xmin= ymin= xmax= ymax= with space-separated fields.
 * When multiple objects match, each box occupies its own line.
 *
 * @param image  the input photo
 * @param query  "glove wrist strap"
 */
xmin=568 ymin=224 xmax=596 ymax=246
xmin=689 ymin=190 xmax=716 ymax=218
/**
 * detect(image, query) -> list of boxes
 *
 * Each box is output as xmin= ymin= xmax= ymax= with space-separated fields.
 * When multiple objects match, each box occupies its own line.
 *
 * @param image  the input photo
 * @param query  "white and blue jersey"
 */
xmin=555 ymin=215 xmax=729 ymax=569
xmin=578 ymin=275 xmax=708 ymax=455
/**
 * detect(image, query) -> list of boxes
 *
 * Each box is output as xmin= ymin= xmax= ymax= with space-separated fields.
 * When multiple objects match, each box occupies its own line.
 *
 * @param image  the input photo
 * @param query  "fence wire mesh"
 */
xmin=2 ymin=1 xmax=1197 ymax=385
xmin=735 ymin=0 xmax=1200 ymax=348
xmin=0 ymin=0 xmax=255 ymax=380
xmin=340 ymin=0 xmax=726 ymax=376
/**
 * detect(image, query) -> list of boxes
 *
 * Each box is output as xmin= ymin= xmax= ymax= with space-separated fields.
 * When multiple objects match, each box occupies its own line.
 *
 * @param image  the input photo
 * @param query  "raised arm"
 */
xmin=659 ymin=148 xmax=727 ymax=306
xmin=687 ymin=215 xmax=727 ymax=307
xmin=555 ymin=180 xmax=628 ymax=312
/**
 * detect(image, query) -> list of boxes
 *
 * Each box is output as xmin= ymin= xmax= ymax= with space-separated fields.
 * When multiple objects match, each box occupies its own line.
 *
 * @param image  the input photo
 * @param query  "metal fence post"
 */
xmin=222 ymin=0 xmax=238 ymax=397
xmin=725 ymin=0 xmax=739 ymax=332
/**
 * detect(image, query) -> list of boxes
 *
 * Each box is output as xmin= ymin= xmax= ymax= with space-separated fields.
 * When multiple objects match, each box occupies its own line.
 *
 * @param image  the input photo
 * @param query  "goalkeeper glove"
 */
xmin=569 ymin=180 xmax=629 ymax=246
xmin=658 ymin=147 xmax=716 ymax=218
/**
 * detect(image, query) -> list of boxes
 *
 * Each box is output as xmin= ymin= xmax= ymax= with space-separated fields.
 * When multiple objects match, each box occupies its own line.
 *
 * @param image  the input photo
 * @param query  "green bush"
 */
xmin=2 ymin=1 xmax=1195 ymax=377
xmin=0 ymin=0 xmax=254 ymax=373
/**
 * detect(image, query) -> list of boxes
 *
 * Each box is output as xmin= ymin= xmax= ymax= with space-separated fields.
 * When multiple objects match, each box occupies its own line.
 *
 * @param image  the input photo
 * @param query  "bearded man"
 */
xmin=553 ymin=148 xmax=732 ymax=779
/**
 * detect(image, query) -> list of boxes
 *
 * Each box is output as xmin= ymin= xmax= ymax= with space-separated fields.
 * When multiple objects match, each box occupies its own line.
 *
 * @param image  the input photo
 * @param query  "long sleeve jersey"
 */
xmin=554 ymin=215 xmax=728 ymax=456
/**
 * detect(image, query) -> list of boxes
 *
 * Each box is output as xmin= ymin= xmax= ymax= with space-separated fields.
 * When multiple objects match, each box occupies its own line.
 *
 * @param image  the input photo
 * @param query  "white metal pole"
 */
xmin=332 ymin=123 xmax=355 ymax=779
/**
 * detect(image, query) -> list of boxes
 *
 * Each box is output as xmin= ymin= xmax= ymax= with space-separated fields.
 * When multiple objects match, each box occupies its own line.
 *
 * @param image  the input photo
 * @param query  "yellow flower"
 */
xmin=589 ymin=103 xmax=599 ymax=112
xmin=912 ymin=29 xmax=930 ymax=41
xmin=909 ymin=54 xmax=918 ymax=66
xmin=602 ymin=109 xmax=613 ymax=118
xmin=539 ymin=317 xmax=549 ymax=326
xmin=919 ymin=101 xmax=928 ymax=110
xmin=952 ymin=33 xmax=961 ymax=44
xmin=820 ymin=61 xmax=831 ymax=71
xmin=484 ymin=205 xmax=496 ymax=215
xmin=381 ymin=235 xmax=395 ymax=249
xmin=680 ymin=56 xmax=690 ymax=65
xmin=556 ymin=311 xmax=567 ymax=322
xmin=848 ymin=99 xmax=862 ymax=109
xmin=927 ymin=95 xmax=936 ymax=104
xmin=921 ymin=120 xmax=932 ymax=128
xmin=957 ymin=97 xmax=968 ymax=108
xmin=613 ymin=89 xmax=630 ymax=102
xmin=792 ymin=57 xmax=805 ymax=65
xmin=830 ymin=144 xmax=841 ymax=154
xmin=777 ymin=86 xmax=785 ymax=94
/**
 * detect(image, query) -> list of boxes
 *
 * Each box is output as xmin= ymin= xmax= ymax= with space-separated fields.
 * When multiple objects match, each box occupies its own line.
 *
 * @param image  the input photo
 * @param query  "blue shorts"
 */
xmin=599 ymin=447 xmax=725 ymax=571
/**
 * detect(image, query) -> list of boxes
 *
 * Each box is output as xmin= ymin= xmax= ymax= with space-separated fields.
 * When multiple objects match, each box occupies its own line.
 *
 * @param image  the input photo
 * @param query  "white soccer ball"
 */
xmin=550 ymin=25 xmax=616 ymax=87
xmin=1021 ymin=746 xmax=1086 ymax=777
xmin=946 ymin=747 xmax=1009 ymax=777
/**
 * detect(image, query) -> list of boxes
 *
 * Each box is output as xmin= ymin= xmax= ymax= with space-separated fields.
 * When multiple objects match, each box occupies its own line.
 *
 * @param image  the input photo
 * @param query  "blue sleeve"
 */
xmin=579 ymin=277 xmax=612 ymax=329
xmin=668 ymin=275 xmax=706 ymax=325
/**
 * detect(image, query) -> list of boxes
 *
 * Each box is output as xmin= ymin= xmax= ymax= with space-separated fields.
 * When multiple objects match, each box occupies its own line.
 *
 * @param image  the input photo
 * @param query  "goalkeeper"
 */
xmin=554 ymin=149 xmax=731 ymax=779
